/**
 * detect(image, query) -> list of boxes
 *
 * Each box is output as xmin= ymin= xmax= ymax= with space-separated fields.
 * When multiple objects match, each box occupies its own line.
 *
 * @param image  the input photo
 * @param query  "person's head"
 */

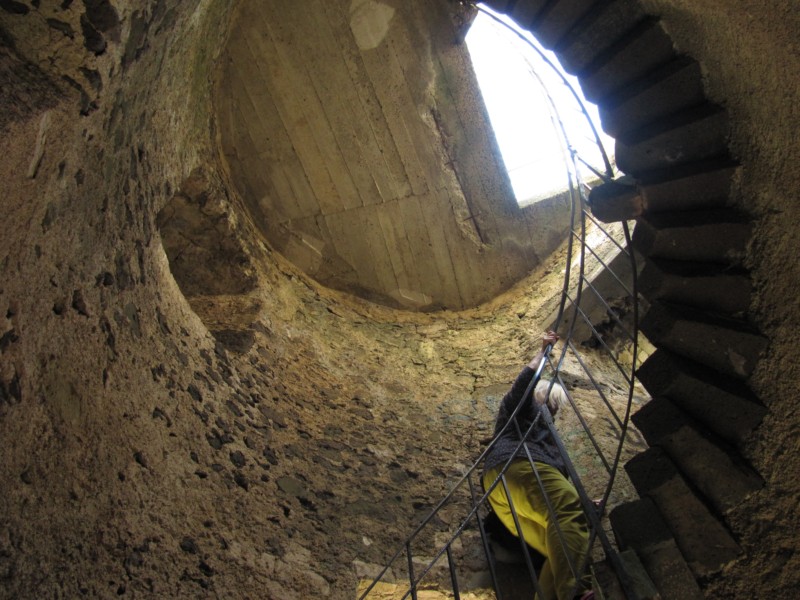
xmin=534 ymin=380 xmax=568 ymax=417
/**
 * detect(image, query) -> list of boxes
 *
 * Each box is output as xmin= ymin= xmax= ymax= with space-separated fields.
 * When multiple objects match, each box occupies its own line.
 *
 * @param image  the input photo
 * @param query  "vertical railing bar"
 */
xmin=467 ymin=475 xmax=504 ymax=600
xmin=360 ymin=8 xmax=650 ymax=599
xmin=574 ymin=153 xmax=615 ymax=184
xmin=554 ymin=142 xmax=642 ymax=597
xmin=406 ymin=543 xmax=417 ymax=600
xmin=500 ymin=474 xmax=546 ymax=598
xmin=523 ymin=393 xmax=615 ymax=595
xmin=408 ymin=464 xmax=538 ymax=594
xmin=583 ymin=209 xmax=631 ymax=255
xmin=537 ymin=345 xmax=637 ymax=580
xmin=537 ymin=364 xmax=616 ymax=474
xmin=540 ymin=409 xmax=642 ymax=600
xmin=476 ymin=7 xmax=614 ymax=177
xmin=446 ymin=546 xmax=461 ymax=600
xmin=569 ymin=221 xmax=629 ymax=264
xmin=595 ymin=220 xmax=643 ymax=531
xmin=513 ymin=415 xmax=583 ymax=585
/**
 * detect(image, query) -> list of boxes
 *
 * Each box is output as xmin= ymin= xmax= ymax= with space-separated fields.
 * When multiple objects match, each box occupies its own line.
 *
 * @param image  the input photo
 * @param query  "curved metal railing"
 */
xmin=357 ymin=6 xmax=642 ymax=599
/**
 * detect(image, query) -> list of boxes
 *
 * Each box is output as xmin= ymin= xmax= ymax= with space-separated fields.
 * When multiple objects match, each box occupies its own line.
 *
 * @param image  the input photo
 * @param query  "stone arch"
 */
xmin=156 ymin=167 xmax=262 ymax=353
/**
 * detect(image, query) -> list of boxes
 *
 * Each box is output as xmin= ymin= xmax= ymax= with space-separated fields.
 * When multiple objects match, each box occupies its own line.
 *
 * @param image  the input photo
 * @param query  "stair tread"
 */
xmin=632 ymin=396 xmax=764 ymax=514
xmin=599 ymin=57 xmax=706 ymax=138
xmin=638 ymin=258 xmax=752 ymax=316
xmin=579 ymin=18 xmax=676 ymax=103
xmin=640 ymin=300 xmax=767 ymax=378
xmin=530 ymin=0 xmax=598 ymax=49
xmin=625 ymin=448 xmax=742 ymax=578
xmin=555 ymin=0 xmax=648 ymax=74
xmin=636 ymin=348 xmax=766 ymax=443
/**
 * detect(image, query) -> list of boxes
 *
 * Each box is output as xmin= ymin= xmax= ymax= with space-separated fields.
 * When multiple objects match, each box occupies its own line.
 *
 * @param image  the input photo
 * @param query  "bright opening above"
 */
xmin=465 ymin=6 xmax=616 ymax=207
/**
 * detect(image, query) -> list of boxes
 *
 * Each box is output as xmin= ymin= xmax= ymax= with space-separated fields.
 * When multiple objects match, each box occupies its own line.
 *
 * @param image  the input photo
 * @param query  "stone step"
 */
xmin=555 ymin=0 xmax=647 ymax=74
xmin=632 ymin=396 xmax=763 ymax=514
xmin=591 ymin=550 xmax=660 ymax=600
xmin=529 ymin=0 xmax=598 ymax=49
xmin=615 ymin=104 xmax=730 ymax=175
xmin=636 ymin=349 xmax=766 ymax=445
xmin=599 ymin=57 xmax=706 ymax=140
xmin=637 ymin=160 xmax=737 ymax=212
xmin=632 ymin=208 xmax=751 ymax=264
xmin=588 ymin=179 xmax=642 ymax=222
xmin=640 ymin=301 xmax=767 ymax=379
xmin=507 ymin=0 xmax=550 ymax=31
xmin=624 ymin=447 xmax=741 ymax=579
xmin=579 ymin=18 xmax=676 ymax=103
xmin=638 ymin=258 xmax=752 ymax=317
xmin=589 ymin=159 xmax=737 ymax=222
xmin=610 ymin=498 xmax=704 ymax=600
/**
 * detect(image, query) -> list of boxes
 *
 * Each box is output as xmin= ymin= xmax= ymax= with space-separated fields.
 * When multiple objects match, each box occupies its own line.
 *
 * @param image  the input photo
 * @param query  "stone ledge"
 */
xmin=610 ymin=498 xmax=703 ymax=600
xmin=625 ymin=448 xmax=741 ymax=578
xmin=636 ymin=349 xmax=766 ymax=444
xmin=640 ymin=301 xmax=767 ymax=379
xmin=632 ymin=397 xmax=763 ymax=514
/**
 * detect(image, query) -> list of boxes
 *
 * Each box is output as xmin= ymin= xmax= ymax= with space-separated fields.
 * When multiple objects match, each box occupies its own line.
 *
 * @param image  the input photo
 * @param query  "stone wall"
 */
xmin=1 ymin=0 xmax=798 ymax=598
xmin=0 ymin=4 xmax=587 ymax=597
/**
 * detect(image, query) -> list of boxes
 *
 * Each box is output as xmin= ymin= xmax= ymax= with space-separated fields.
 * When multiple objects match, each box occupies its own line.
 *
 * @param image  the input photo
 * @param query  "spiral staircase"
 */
xmin=359 ymin=1 xmax=767 ymax=598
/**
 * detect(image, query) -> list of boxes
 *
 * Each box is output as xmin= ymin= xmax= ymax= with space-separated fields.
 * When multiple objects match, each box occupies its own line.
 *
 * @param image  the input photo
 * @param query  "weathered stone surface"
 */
xmin=529 ymin=0 xmax=597 ymax=49
xmin=625 ymin=448 xmax=741 ymax=578
xmin=640 ymin=301 xmax=767 ymax=378
xmin=0 ymin=35 xmax=60 ymax=131
xmin=632 ymin=208 xmax=751 ymax=264
xmin=579 ymin=19 xmax=675 ymax=103
xmin=616 ymin=105 xmax=730 ymax=175
xmin=638 ymin=161 xmax=736 ymax=212
xmin=611 ymin=497 xmax=673 ymax=549
xmin=588 ymin=179 xmax=643 ymax=222
xmin=157 ymin=168 xmax=258 ymax=298
xmin=591 ymin=550 xmax=660 ymax=600
xmin=638 ymin=258 xmax=752 ymax=316
xmin=0 ymin=0 xmax=29 ymax=15
xmin=556 ymin=0 xmax=646 ymax=73
xmin=599 ymin=56 xmax=705 ymax=139
xmin=632 ymin=397 xmax=763 ymax=513
xmin=636 ymin=349 xmax=766 ymax=444
xmin=610 ymin=498 xmax=703 ymax=600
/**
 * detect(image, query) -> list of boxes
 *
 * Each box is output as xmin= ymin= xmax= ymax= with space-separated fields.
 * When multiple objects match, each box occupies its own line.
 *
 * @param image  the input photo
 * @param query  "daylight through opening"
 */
xmin=465 ymin=5 xmax=616 ymax=207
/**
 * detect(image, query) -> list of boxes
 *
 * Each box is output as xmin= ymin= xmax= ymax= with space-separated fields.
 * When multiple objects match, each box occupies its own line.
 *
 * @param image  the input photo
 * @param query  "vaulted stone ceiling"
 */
xmin=216 ymin=0 xmax=571 ymax=311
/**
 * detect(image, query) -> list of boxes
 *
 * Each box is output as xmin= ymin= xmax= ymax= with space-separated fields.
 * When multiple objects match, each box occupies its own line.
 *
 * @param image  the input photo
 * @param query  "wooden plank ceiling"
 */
xmin=215 ymin=0 xmax=571 ymax=311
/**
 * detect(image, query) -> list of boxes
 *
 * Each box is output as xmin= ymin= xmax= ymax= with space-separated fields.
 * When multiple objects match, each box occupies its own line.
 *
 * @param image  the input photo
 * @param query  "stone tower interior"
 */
xmin=0 ymin=0 xmax=798 ymax=598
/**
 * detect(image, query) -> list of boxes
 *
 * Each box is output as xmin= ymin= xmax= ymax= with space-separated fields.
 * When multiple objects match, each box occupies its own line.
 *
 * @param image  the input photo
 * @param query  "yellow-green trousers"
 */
xmin=483 ymin=460 xmax=590 ymax=600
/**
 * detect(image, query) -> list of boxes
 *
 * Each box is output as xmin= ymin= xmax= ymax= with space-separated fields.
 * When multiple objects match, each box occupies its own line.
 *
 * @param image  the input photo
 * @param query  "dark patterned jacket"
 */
xmin=482 ymin=366 xmax=566 ymax=478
